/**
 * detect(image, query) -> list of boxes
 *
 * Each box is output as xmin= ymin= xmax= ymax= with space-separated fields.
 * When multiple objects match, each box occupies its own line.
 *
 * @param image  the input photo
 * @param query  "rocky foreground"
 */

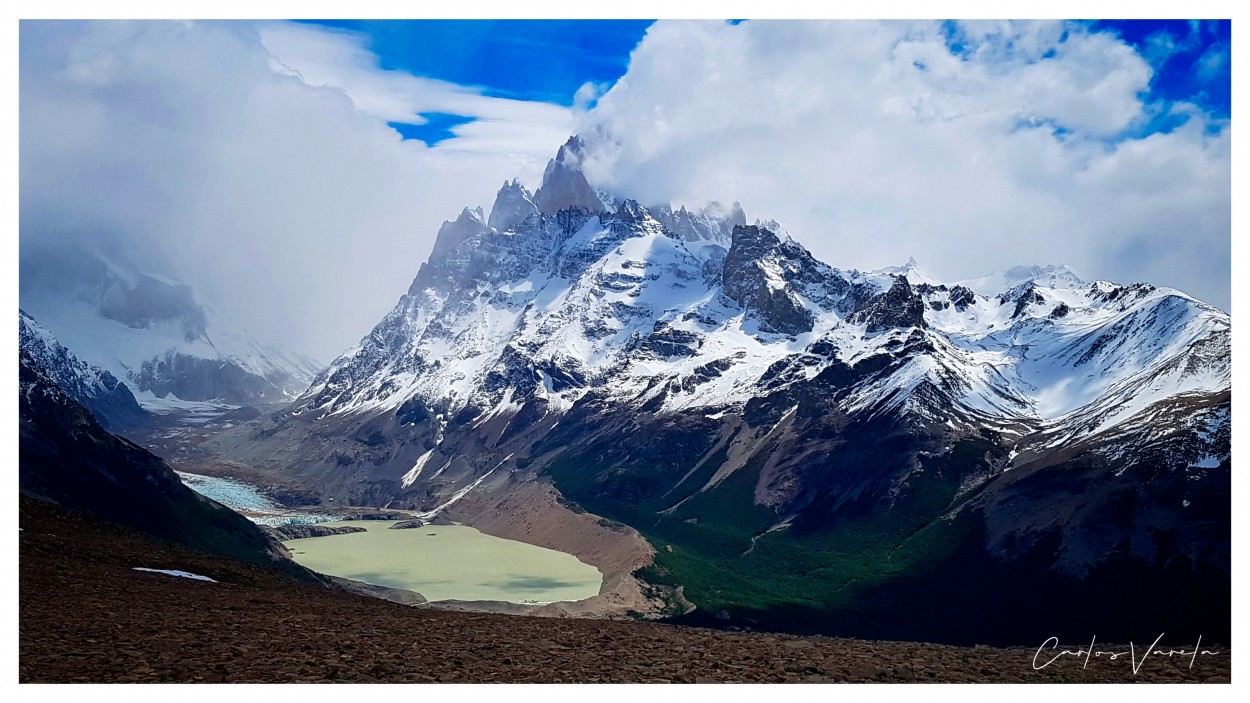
xmin=19 ymin=499 xmax=1231 ymax=684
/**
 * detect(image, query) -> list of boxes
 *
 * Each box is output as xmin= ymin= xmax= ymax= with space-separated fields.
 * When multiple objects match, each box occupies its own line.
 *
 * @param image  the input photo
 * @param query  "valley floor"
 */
xmin=18 ymin=498 xmax=1231 ymax=684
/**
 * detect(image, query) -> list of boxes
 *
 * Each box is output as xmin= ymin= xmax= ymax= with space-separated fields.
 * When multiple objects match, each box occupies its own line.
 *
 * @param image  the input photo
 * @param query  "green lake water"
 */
xmin=282 ymin=520 xmax=603 ymax=604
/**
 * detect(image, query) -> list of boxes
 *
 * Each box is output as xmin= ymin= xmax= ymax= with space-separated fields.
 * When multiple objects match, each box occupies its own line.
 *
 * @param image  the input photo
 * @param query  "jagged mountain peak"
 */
xmin=650 ymin=200 xmax=745 ymax=246
xmin=291 ymin=134 xmax=1227 ymax=462
xmin=534 ymin=135 xmax=606 ymax=215
xmin=217 ymin=135 xmax=1228 ymax=645
xmin=488 ymin=179 xmax=538 ymax=232
xmin=752 ymin=217 xmax=788 ymax=237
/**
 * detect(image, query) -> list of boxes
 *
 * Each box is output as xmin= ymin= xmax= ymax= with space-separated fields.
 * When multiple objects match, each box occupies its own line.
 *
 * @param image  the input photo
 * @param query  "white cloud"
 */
xmin=257 ymin=22 xmax=573 ymax=159
xmin=20 ymin=20 xmax=570 ymax=360
xmin=1194 ymin=42 xmax=1229 ymax=81
xmin=577 ymin=20 xmax=1230 ymax=310
xmin=1141 ymin=21 xmax=1203 ymax=67
xmin=19 ymin=18 xmax=1231 ymax=372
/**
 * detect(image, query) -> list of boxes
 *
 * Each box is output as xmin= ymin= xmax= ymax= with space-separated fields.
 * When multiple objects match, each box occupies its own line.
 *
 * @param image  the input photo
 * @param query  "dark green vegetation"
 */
xmin=546 ymin=427 xmax=1230 ymax=647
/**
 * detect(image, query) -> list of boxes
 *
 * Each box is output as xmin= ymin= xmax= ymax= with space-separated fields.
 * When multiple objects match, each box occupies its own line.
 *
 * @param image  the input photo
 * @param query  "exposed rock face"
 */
xmin=722 ymin=225 xmax=818 ymax=335
xmin=850 ymin=276 xmax=927 ymax=333
xmin=19 ymin=310 xmax=148 ymax=433
xmin=948 ymin=284 xmax=976 ymax=312
xmin=533 ymin=136 xmax=607 ymax=215
xmin=488 ymin=179 xmax=539 ymax=232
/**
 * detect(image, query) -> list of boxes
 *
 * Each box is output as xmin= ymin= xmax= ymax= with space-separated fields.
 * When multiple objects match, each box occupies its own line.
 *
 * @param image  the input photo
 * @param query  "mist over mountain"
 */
xmin=19 ymin=242 xmax=322 ymax=407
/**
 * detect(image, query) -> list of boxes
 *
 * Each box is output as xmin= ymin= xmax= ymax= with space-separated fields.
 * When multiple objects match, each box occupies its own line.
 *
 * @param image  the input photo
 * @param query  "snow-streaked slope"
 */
xmin=913 ymin=279 xmax=1229 ymax=430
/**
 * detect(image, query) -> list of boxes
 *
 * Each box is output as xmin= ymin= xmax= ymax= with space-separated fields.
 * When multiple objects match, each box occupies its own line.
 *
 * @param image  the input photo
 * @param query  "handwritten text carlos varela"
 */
xmin=1033 ymin=634 xmax=1221 ymax=674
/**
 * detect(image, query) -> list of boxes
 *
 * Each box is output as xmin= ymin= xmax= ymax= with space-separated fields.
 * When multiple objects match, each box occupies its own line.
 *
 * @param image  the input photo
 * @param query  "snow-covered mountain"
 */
xmin=292 ymin=143 xmax=1227 ymax=449
xmin=221 ymin=136 xmax=1229 ymax=642
xmin=19 ymin=246 xmax=323 ymax=407
xmin=19 ymin=309 xmax=149 ymax=432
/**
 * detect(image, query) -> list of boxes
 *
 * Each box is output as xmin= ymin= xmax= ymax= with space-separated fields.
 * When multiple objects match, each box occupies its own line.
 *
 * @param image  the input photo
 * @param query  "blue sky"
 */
xmin=1092 ymin=20 xmax=1230 ymax=117
xmin=299 ymin=19 xmax=654 ymax=144
xmin=301 ymin=19 xmax=1229 ymax=146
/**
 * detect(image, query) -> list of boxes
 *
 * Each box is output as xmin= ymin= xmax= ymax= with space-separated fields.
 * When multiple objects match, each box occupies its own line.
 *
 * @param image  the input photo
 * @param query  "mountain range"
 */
xmin=203 ymin=137 xmax=1230 ymax=644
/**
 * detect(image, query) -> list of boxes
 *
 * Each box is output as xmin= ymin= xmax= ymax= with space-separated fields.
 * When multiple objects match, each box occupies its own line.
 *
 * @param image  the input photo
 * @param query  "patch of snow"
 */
xmin=400 ymin=449 xmax=436 ymax=489
xmin=132 ymin=567 xmax=216 ymax=582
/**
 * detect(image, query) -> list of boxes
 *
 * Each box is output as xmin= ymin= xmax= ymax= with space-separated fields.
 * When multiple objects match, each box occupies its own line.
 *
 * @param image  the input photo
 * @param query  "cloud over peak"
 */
xmin=574 ymin=20 xmax=1229 ymax=310
xmin=19 ymin=19 xmax=1230 ymax=365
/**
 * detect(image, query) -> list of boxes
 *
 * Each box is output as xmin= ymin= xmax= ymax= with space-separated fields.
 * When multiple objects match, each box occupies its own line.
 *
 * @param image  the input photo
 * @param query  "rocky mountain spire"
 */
xmin=488 ymin=179 xmax=538 ymax=232
xmin=533 ymin=136 xmax=607 ymax=215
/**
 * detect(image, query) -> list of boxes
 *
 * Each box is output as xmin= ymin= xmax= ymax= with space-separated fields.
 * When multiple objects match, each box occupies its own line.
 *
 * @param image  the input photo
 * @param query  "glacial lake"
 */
xmin=283 ymin=520 xmax=603 ymax=604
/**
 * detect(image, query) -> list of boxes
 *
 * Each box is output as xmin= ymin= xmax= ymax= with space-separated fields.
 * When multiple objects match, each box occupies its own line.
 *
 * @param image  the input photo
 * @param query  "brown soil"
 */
xmin=19 ymin=498 xmax=1231 ymax=684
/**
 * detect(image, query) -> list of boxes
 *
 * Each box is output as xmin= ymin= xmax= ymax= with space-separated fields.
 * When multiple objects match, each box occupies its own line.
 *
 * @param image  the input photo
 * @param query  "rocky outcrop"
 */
xmin=850 ymin=276 xmax=927 ymax=333
xmin=1003 ymin=283 xmax=1048 ymax=319
xmin=488 ymin=179 xmax=539 ymax=232
xmin=533 ymin=136 xmax=606 ymax=215
xmin=269 ymin=524 xmax=366 ymax=540
xmin=722 ymin=225 xmax=817 ymax=335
